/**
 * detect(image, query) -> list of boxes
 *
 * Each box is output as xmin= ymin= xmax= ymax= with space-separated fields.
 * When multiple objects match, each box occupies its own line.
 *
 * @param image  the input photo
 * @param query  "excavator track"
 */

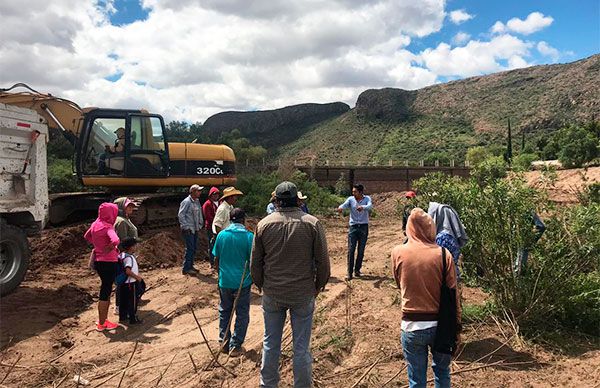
xmin=49 ymin=191 xmax=190 ymax=234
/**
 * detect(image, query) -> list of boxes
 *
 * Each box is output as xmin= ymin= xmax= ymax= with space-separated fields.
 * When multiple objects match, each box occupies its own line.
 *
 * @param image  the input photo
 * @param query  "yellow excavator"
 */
xmin=0 ymin=83 xmax=236 ymax=228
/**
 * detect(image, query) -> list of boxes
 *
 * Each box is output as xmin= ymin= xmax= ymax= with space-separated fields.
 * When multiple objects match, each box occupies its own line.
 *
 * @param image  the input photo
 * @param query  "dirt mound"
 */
xmin=29 ymin=224 xmax=90 ymax=271
xmin=524 ymin=166 xmax=600 ymax=203
xmin=136 ymin=229 xmax=186 ymax=269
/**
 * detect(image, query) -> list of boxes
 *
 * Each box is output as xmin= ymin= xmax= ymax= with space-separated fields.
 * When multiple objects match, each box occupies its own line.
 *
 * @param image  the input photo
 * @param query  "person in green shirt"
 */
xmin=212 ymin=208 xmax=253 ymax=357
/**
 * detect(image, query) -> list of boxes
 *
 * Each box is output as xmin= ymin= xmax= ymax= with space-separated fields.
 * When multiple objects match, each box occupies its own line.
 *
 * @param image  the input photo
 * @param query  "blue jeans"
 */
xmin=219 ymin=286 xmax=251 ymax=350
xmin=182 ymin=232 xmax=198 ymax=272
xmin=401 ymin=327 xmax=451 ymax=388
xmin=348 ymin=224 xmax=369 ymax=276
xmin=260 ymin=295 xmax=315 ymax=388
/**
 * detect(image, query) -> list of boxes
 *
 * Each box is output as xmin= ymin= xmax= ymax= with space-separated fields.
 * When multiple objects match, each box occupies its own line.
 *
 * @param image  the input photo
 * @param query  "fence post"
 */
xmin=420 ymin=160 xmax=424 ymax=167
xmin=245 ymin=158 xmax=249 ymax=167
xmin=405 ymin=160 xmax=409 ymax=167
xmin=451 ymin=159 xmax=455 ymax=167
xmin=389 ymin=159 xmax=393 ymax=166
xmin=262 ymin=157 xmax=265 ymax=166
xmin=435 ymin=159 xmax=439 ymax=167
xmin=326 ymin=159 xmax=329 ymax=166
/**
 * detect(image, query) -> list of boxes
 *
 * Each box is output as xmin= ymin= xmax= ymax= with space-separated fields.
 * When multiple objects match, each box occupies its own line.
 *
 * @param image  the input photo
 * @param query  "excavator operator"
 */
xmin=98 ymin=127 xmax=126 ymax=174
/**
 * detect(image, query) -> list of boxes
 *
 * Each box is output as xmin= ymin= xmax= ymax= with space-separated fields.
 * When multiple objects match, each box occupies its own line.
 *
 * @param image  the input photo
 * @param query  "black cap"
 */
xmin=118 ymin=237 xmax=140 ymax=251
xmin=230 ymin=208 xmax=246 ymax=222
xmin=275 ymin=181 xmax=298 ymax=199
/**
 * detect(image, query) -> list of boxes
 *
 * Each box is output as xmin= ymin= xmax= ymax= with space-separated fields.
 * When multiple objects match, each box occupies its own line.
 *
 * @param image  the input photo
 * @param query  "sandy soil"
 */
xmin=524 ymin=166 xmax=600 ymax=203
xmin=1 ymin=209 xmax=599 ymax=387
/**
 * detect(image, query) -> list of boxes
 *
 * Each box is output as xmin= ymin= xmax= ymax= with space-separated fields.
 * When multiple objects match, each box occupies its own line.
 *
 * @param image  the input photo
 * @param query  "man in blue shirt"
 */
xmin=212 ymin=208 xmax=254 ymax=357
xmin=337 ymin=184 xmax=373 ymax=280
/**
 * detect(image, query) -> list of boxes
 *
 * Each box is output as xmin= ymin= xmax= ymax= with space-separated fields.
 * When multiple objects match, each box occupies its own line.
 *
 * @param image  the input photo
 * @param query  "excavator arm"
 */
xmin=0 ymin=83 xmax=87 ymax=139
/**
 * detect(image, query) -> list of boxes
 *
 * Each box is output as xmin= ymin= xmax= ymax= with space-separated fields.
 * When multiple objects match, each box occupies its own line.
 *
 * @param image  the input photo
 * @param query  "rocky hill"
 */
xmin=203 ymin=102 xmax=350 ymax=148
xmin=276 ymin=54 xmax=599 ymax=164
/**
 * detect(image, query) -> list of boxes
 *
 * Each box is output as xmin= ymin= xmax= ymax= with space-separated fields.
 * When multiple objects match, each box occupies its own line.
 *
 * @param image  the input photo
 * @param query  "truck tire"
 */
xmin=0 ymin=224 xmax=30 ymax=296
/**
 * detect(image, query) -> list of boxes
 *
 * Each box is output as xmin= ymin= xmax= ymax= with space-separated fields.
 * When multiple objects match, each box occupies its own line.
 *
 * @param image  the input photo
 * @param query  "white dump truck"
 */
xmin=0 ymin=103 xmax=49 ymax=296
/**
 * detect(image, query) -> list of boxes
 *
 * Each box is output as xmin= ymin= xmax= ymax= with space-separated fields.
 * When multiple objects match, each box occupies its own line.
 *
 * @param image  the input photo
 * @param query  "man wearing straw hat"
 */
xmin=212 ymin=208 xmax=253 ymax=357
xmin=213 ymin=187 xmax=244 ymax=235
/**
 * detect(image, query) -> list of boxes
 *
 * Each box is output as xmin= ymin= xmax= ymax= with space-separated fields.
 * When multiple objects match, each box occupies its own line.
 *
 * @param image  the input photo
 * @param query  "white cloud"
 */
xmin=537 ymin=41 xmax=560 ymax=61
xmin=0 ymin=0 xmax=448 ymax=121
xmin=491 ymin=12 xmax=554 ymax=35
xmin=420 ymin=34 xmax=533 ymax=77
xmin=452 ymin=32 xmax=471 ymax=45
xmin=0 ymin=1 xmax=565 ymax=123
xmin=449 ymin=9 xmax=473 ymax=25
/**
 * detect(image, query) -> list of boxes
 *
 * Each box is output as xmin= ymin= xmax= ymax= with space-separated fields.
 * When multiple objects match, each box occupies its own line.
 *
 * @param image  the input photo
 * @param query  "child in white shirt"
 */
xmin=118 ymin=237 xmax=144 ymax=324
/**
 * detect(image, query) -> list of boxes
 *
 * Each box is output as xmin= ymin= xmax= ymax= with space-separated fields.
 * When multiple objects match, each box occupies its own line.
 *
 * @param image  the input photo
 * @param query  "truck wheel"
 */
xmin=0 ymin=224 xmax=30 ymax=296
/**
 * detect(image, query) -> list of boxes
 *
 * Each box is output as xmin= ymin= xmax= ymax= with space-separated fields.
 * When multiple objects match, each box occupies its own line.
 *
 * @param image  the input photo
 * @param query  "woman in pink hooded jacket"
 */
xmin=85 ymin=203 xmax=120 ymax=331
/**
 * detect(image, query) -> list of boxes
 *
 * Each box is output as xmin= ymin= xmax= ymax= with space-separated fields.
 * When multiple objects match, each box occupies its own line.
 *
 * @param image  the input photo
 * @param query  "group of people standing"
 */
xmin=84 ymin=181 xmax=472 ymax=388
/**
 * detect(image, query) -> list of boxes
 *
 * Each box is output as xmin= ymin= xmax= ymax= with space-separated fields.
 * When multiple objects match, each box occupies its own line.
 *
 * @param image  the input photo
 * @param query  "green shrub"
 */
xmin=47 ymin=157 xmax=83 ymax=193
xmin=512 ymin=153 xmax=538 ymax=172
xmin=471 ymin=156 xmax=507 ymax=185
xmin=413 ymin=173 xmax=600 ymax=337
xmin=466 ymin=146 xmax=490 ymax=168
xmin=236 ymin=170 xmax=343 ymax=216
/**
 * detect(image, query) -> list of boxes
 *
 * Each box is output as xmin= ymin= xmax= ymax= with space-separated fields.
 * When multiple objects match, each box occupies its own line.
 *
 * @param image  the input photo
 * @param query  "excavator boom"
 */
xmin=0 ymin=83 xmax=85 ymax=138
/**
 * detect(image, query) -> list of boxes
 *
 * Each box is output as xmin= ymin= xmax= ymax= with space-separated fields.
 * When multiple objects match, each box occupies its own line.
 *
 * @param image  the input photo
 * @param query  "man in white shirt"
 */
xmin=213 ymin=187 xmax=244 ymax=234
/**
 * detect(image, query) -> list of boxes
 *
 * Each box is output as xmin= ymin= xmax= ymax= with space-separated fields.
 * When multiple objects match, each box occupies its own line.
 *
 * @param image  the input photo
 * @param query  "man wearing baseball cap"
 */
xmin=402 ymin=191 xmax=417 ymax=234
xmin=178 ymin=184 xmax=204 ymax=276
xmin=252 ymin=181 xmax=330 ymax=388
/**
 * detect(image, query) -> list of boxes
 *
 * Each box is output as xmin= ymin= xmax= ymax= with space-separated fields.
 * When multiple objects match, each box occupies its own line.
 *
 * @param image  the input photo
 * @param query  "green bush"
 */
xmin=466 ymin=146 xmax=490 ymax=167
xmin=47 ymin=157 xmax=83 ymax=193
xmin=471 ymin=156 xmax=507 ymax=185
xmin=512 ymin=153 xmax=538 ymax=172
xmin=413 ymin=173 xmax=600 ymax=337
xmin=235 ymin=170 xmax=343 ymax=216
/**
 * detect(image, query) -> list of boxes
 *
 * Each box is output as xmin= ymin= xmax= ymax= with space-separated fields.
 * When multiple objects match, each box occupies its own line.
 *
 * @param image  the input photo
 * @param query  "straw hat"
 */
xmin=220 ymin=186 xmax=243 ymax=200
xmin=297 ymin=191 xmax=308 ymax=200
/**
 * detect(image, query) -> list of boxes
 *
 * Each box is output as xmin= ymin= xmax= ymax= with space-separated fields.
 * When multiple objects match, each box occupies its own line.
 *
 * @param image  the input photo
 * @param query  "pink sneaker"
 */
xmin=96 ymin=322 xmax=106 ymax=332
xmin=104 ymin=320 xmax=119 ymax=330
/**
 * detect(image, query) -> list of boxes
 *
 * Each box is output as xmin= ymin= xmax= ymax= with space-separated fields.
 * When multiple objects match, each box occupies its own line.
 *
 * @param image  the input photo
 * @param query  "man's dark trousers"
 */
xmin=347 ymin=224 xmax=368 ymax=277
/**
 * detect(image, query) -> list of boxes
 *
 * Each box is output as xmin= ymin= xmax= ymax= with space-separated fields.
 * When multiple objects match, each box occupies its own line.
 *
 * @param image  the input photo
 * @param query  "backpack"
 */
xmin=433 ymin=248 xmax=458 ymax=355
xmin=115 ymin=253 xmax=129 ymax=285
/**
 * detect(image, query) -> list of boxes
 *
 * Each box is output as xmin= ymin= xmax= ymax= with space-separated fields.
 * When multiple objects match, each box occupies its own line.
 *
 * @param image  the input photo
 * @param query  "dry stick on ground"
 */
xmin=155 ymin=352 xmax=178 ymax=387
xmin=91 ymin=361 xmax=141 ymax=388
xmin=469 ymin=335 xmax=514 ymax=366
xmin=48 ymin=345 xmax=76 ymax=364
xmin=117 ymin=341 xmax=138 ymax=388
xmin=190 ymin=307 xmax=237 ymax=378
xmin=399 ymin=359 xmax=507 ymax=388
xmin=53 ymin=373 xmax=69 ymax=388
xmin=380 ymin=363 xmax=408 ymax=388
xmin=188 ymin=352 xmax=198 ymax=374
xmin=0 ymin=354 xmax=21 ymax=384
xmin=350 ymin=355 xmax=384 ymax=388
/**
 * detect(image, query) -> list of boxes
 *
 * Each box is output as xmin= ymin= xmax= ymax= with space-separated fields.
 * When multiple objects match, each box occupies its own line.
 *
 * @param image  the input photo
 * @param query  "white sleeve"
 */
xmin=123 ymin=255 xmax=133 ymax=268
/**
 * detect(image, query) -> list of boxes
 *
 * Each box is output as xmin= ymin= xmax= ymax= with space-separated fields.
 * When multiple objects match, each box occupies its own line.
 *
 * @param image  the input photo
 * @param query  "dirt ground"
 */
xmin=1 ymin=202 xmax=599 ymax=387
xmin=524 ymin=166 xmax=600 ymax=203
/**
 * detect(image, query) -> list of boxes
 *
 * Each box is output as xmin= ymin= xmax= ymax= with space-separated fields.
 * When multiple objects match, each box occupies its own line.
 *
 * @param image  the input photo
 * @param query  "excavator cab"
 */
xmin=77 ymin=109 xmax=170 ymax=181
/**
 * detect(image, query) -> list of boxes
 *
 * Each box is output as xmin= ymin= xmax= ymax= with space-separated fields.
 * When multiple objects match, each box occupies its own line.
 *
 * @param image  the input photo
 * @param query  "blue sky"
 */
xmin=2 ymin=0 xmax=598 ymax=121
xmin=413 ymin=0 xmax=600 ymax=61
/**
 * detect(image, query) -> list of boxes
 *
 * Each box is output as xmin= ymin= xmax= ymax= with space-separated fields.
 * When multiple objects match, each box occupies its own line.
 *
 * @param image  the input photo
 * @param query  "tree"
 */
xmin=466 ymin=146 xmax=491 ymax=167
xmin=505 ymin=118 xmax=513 ymax=164
xmin=558 ymin=126 xmax=598 ymax=168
